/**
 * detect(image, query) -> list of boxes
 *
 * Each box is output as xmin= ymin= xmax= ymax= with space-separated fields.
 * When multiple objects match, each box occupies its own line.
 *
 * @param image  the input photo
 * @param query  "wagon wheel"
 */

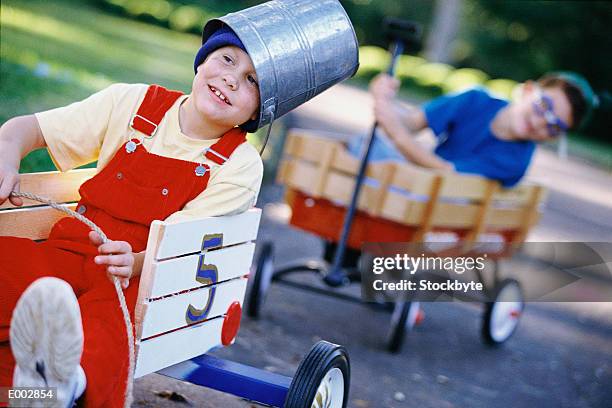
xmin=284 ymin=341 xmax=350 ymax=408
xmin=482 ymin=278 xmax=524 ymax=346
xmin=386 ymin=301 xmax=422 ymax=353
xmin=246 ymin=242 xmax=274 ymax=318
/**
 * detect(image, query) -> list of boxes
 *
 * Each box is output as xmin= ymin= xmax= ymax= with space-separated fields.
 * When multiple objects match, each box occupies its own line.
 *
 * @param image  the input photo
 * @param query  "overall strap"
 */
xmin=205 ymin=128 xmax=248 ymax=165
xmin=130 ymin=85 xmax=184 ymax=136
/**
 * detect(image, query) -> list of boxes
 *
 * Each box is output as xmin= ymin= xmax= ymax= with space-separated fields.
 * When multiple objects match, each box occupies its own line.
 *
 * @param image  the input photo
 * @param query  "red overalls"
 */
xmin=0 ymin=85 xmax=247 ymax=407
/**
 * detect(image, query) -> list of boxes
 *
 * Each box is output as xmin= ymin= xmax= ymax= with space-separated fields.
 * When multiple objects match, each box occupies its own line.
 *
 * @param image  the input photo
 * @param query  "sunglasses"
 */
xmin=532 ymin=92 xmax=568 ymax=137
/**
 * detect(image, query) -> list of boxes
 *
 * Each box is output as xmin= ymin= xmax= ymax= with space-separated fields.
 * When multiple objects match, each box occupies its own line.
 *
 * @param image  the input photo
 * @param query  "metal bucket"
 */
xmin=202 ymin=0 xmax=359 ymax=130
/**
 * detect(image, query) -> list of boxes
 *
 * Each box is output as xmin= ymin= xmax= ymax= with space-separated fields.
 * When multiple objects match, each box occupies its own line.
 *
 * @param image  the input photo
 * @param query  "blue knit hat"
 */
xmin=194 ymin=26 xmax=247 ymax=72
xmin=193 ymin=26 xmax=258 ymax=133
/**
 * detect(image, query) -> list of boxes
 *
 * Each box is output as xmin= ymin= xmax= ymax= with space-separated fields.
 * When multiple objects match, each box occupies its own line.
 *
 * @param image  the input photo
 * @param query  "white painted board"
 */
xmin=148 ymin=242 xmax=255 ymax=298
xmin=140 ymin=277 xmax=248 ymax=339
xmin=155 ymin=209 xmax=261 ymax=260
xmin=135 ymin=318 xmax=223 ymax=378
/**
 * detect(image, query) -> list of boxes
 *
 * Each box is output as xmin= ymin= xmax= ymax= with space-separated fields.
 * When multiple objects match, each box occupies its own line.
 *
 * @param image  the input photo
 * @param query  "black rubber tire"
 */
xmin=284 ymin=341 xmax=350 ymax=408
xmin=481 ymin=278 xmax=524 ymax=346
xmin=386 ymin=301 xmax=412 ymax=353
xmin=246 ymin=242 xmax=274 ymax=319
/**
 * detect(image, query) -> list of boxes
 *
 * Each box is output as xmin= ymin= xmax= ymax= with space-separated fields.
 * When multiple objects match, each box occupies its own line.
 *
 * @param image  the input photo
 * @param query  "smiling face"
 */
xmin=508 ymin=81 xmax=574 ymax=142
xmin=191 ymin=45 xmax=260 ymax=129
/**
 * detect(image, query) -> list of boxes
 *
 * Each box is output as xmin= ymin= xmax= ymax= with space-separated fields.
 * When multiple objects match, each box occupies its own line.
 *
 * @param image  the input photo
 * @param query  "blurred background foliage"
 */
xmin=1 ymin=0 xmax=610 ymax=171
xmin=344 ymin=0 xmax=611 ymax=146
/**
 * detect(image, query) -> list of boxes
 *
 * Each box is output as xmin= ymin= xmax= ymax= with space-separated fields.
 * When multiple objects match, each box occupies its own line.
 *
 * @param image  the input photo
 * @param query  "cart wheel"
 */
xmin=482 ymin=278 xmax=524 ymax=346
xmin=246 ymin=242 xmax=274 ymax=318
xmin=386 ymin=301 xmax=421 ymax=353
xmin=284 ymin=341 xmax=350 ymax=408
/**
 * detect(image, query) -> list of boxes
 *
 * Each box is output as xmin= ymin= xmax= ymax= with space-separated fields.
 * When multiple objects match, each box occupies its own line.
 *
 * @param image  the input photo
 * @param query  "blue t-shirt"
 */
xmin=426 ymin=88 xmax=535 ymax=187
xmin=348 ymin=88 xmax=535 ymax=187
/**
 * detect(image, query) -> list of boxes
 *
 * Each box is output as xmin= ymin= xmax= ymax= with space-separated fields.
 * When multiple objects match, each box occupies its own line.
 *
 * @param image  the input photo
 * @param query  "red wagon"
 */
xmin=247 ymin=129 xmax=546 ymax=351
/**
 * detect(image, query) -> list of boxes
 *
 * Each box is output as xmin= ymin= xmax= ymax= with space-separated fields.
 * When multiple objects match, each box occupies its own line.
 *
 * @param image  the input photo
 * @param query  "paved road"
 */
xmin=133 ymin=84 xmax=612 ymax=408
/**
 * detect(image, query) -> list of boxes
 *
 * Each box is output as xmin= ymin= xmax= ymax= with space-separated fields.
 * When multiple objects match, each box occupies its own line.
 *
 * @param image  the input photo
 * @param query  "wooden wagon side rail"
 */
xmin=277 ymin=129 xmax=547 ymax=245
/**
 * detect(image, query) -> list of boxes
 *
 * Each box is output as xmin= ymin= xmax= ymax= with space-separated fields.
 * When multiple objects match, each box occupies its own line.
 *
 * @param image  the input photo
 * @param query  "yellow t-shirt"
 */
xmin=35 ymin=83 xmax=263 ymax=222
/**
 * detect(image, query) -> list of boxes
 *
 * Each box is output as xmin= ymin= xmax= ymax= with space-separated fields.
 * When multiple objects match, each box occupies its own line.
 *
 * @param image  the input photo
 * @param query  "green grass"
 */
xmin=0 ymin=61 xmax=94 ymax=172
xmin=561 ymin=135 xmax=612 ymax=170
xmin=0 ymin=0 xmax=198 ymax=172
xmin=1 ymin=0 xmax=198 ymax=88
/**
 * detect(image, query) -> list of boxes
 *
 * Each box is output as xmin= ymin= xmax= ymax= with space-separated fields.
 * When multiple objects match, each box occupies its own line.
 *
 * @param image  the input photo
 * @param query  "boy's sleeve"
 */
xmin=423 ymin=89 xmax=479 ymax=137
xmin=35 ymin=84 xmax=121 ymax=171
xmin=164 ymin=145 xmax=264 ymax=223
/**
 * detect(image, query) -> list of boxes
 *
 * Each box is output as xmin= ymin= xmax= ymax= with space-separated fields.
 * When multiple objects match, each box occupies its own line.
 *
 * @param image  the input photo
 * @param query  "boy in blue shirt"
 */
xmin=351 ymin=72 xmax=595 ymax=187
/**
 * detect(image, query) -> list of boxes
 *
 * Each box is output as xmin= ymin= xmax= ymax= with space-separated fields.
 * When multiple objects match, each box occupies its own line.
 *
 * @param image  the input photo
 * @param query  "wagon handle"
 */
xmin=325 ymin=18 xmax=422 ymax=287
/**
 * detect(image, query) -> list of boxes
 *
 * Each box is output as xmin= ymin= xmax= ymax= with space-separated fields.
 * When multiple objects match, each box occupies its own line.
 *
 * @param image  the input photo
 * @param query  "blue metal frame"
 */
xmin=158 ymin=354 xmax=292 ymax=407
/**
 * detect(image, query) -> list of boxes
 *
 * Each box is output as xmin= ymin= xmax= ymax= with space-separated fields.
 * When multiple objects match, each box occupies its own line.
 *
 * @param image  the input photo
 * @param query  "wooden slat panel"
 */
xmin=371 ymin=163 xmax=397 ymax=216
xmin=390 ymin=163 xmax=438 ymax=196
xmin=487 ymin=207 xmax=527 ymax=229
xmin=463 ymin=181 xmax=499 ymax=246
xmin=330 ymin=148 xmax=360 ymax=174
xmin=379 ymin=191 xmax=421 ymax=225
xmin=320 ymin=171 xmax=357 ymax=205
xmin=148 ymin=242 xmax=255 ymax=298
xmin=155 ymin=209 xmax=261 ymax=260
xmin=437 ymin=173 xmax=493 ymax=200
xmin=276 ymin=160 xmax=290 ymax=185
xmin=284 ymin=131 xmax=300 ymax=157
xmin=413 ymin=175 xmax=444 ymax=241
xmin=135 ymin=318 xmax=223 ymax=378
xmin=276 ymin=160 xmax=319 ymax=196
xmin=287 ymin=128 xmax=352 ymax=143
xmin=311 ymin=143 xmax=338 ymax=196
xmin=281 ymin=129 xmax=546 ymax=240
xmin=380 ymin=195 xmax=479 ymax=228
xmin=0 ymin=169 xmax=95 ymax=209
xmin=494 ymin=184 xmax=542 ymax=205
xmin=378 ymin=191 xmax=535 ymax=230
xmin=140 ymin=277 xmax=247 ymax=339
xmin=0 ymin=205 xmax=76 ymax=240
xmin=285 ymin=132 xmax=339 ymax=163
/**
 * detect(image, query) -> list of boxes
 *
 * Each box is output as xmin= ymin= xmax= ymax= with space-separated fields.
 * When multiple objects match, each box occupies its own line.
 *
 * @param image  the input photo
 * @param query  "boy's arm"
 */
xmin=132 ymin=251 xmax=146 ymax=278
xmin=0 ymin=115 xmax=47 ymax=206
xmin=374 ymin=96 xmax=453 ymax=171
xmin=370 ymin=73 xmax=451 ymax=170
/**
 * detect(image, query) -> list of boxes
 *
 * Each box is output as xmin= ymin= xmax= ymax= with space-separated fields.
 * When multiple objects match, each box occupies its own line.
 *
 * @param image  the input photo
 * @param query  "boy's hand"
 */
xmin=89 ymin=231 xmax=134 ymax=289
xmin=370 ymin=73 xmax=400 ymax=100
xmin=0 ymin=163 xmax=23 ymax=206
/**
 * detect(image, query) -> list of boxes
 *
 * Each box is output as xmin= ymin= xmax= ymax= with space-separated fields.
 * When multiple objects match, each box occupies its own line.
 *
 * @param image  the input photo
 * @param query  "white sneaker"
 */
xmin=10 ymin=277 xmax=85 ymax=408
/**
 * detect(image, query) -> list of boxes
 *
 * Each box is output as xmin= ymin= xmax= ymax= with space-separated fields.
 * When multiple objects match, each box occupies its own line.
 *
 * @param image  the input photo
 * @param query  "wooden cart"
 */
xmin=247 ymin=129 xmax=547 ymax=351
xmin=0 ymin=168 xmax=350 ymax=408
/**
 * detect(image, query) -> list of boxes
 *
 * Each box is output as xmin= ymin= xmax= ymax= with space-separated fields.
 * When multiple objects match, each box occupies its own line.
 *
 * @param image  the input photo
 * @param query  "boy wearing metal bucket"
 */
xmin=354 ymin=71 xmax=596 ymax=187
xmin=0 ymin=0 xmax=359 ymax=403
xmin=0 ymin=26 xmax=264 ymax=408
